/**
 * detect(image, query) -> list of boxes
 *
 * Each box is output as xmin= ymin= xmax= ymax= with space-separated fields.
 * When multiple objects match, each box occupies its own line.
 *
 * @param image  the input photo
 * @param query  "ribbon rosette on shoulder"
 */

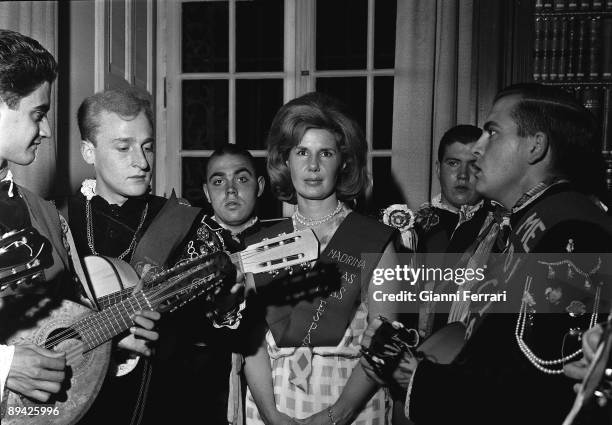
xmin=80 ymin=178 xmax=97 ymax=200
xmin=382 ymin=204 xmax=417 ymax=251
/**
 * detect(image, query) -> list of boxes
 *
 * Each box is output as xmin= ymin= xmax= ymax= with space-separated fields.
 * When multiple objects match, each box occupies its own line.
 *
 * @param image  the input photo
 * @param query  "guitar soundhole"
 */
xmin=44 ymin=327 xmax=91 ymax=375
xmin=45 ymin=327 xmax=79 ymax=351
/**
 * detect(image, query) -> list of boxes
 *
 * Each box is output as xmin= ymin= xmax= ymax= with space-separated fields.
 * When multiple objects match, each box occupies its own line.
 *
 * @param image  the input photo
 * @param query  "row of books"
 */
xmin=533 ymin=16 xmax=612 ymax=81
xmin=576 ymin=87 xmax=612 ymax=190
xmin=565 ymin=86 xmax=612 ymax=150
xmin=536 ymin=0 xmax=612 ymax=12
xmin=569 ymin=86 xmax=612 ymax=189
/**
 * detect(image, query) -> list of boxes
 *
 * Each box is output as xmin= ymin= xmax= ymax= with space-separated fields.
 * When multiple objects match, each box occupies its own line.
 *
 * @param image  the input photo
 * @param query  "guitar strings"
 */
xmin=54 ymin=275 xmax=223 ymax=362
xmin=39 ymin=239 xmax=307 ymax=350
xmin=51 ymin=257 xmax=222 ymax=346
xmin=93 ymin=242 xmax=307 ymax=314
xmin=27 ymin=253 xmax=222 ymax=350
xmin=56 ymin=274 xmax=225 ymax=361
xmin=99 ymin=244 xmax=306 ymax=305
xmin=40 ymin=263 xmax=220 ymax=349
xmin=42 ymin=269 xmax=217 ymax=348
xmin=43 ymin=249 xmax=303 ymax=350
xmin=41 ymin=278 xmax=215 ymax=351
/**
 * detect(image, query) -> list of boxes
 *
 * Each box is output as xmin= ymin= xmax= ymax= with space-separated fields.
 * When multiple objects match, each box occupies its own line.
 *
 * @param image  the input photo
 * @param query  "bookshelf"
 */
xmin=526 ymin=0 xmax=612 ymax=188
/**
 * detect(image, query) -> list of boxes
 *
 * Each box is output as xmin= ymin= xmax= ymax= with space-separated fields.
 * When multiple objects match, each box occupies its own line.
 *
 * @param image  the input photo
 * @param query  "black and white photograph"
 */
xmin=0 ymin=1 xmax=611 ymax=424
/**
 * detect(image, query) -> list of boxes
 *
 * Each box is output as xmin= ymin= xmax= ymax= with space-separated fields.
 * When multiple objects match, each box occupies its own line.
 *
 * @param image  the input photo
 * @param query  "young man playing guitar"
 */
xmin=68 ymin=88 xmax=181 ymax=425
xmin=70 ymin=120 xmax=266 ymax=424
xmin=361 ymin=84 xmax=612 ymax=425
xmin=0 ymin=30 xmax=159 ymax=418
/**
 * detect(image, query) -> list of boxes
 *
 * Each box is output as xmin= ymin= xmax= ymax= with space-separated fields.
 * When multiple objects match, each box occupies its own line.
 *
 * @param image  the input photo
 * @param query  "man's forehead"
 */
xmin=98 ymin=109 xmax=147 ymax=125
xmin=206 ymin=154 xmax=256 ymax=179
xmin=96 ymin=110 xmax=153 ymax=139
xmin=443 ymin=141 xmax=477 ymax=160
xmin=18 ymin=81 xmax=51 ymax=109
xmin=488 ymin=94 xmax=522 ymax=120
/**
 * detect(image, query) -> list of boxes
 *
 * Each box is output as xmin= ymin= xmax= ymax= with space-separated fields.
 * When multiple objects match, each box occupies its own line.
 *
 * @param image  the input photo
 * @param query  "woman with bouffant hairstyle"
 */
xmin=242 ymin=92 xmax=400 ymax=425
xmin=266 ymin=92 xmax=369 ymax=204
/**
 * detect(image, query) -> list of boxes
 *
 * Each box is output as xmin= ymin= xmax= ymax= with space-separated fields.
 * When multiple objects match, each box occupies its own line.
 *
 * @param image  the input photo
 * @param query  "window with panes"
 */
xmin=162 ymin=0 xmax=396 ymax=218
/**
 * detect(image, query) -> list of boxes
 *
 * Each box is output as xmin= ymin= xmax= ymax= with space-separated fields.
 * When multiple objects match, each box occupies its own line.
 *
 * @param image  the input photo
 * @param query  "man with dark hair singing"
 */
xmin=362 ymin=83 xmax=612 ymax=425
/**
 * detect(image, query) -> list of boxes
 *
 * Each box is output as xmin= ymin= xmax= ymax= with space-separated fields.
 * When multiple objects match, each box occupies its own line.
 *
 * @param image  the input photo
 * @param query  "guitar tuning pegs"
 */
xmin=1 ymin=229 xmax=18 ymax=239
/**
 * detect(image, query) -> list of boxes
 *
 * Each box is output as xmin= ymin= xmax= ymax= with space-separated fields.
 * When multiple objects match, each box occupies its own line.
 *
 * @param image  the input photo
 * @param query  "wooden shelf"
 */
xmin=535 ymin=11 xmax=612 ymax=17
xmin=517 ymin=2 xmax=612 ymax=189
xmin=539 ymin=81 xmax=612 ymax=86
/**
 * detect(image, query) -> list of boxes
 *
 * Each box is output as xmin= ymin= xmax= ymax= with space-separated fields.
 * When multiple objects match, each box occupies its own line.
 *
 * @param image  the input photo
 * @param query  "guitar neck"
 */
xmin=81 ymin=252 xmax=247 ymax=349
xmin=74 ymin=291 xmax=154 ymax=351
xmin=75 ymin=255 xmax=225 ymax=352
xmin=79 ymin=230 xmax=318 ymax=349
xmin=98 ymin=253 xmax=244 ymax=309
xmin=229 ymin=251 xmax=245 ymax=273
xmin=226 ymin=229 xmax=318 ymax=274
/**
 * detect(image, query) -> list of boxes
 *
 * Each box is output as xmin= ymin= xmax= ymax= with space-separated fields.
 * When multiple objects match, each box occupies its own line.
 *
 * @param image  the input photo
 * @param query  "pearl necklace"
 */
xmin=293 ymin=200 xmax=343 ymax=227
xmin=86 ymin=198 xmax=149 ymax=261
xmin=514 ymin=276 xmax=600 ymax=374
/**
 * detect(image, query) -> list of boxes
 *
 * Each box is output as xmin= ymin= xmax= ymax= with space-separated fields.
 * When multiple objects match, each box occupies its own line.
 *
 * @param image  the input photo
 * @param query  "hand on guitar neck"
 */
xmin=207 ymin=269 xmax=249 ymax=316
xmin=116 ymin=310 xmax=160 ymax=357
xmin=116 ymin=273 xmax=161 ymax=357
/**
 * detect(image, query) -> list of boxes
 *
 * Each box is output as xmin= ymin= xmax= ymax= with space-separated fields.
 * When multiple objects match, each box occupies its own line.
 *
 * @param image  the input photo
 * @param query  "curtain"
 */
xmin=0 ymin=1 xmax=58 ymax=199
xmin=391 ymin=0 xmax=478 ymax=209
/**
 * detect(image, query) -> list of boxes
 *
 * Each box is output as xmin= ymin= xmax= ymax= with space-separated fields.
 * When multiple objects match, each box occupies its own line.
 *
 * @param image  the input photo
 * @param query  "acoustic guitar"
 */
xmin=87 ymin=229 xmax=319 ymax=309
xmin=1 ymin=230 xmax=318 ymax=425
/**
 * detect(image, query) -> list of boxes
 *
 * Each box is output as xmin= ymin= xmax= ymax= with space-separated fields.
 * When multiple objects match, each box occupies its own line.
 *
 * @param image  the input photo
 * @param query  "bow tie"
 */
xmin=491 ymin=207 xmax=512 ymax=252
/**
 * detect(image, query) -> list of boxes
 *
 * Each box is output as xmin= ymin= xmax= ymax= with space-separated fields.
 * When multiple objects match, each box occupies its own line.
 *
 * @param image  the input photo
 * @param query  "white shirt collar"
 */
xmin=1 ymin=170 xmax=15 ymax=198
xmin=212 ymin=215 xmax=259 ymax=235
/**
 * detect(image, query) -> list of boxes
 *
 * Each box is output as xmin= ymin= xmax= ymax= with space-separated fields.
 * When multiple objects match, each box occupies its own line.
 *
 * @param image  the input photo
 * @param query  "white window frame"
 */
xmin=157 ymin=0 xmax=395 ymax=212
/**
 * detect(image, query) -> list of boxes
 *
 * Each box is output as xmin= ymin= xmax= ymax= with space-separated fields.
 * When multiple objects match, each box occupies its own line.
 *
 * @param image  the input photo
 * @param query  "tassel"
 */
xmin=400 ymin=229 xmax=417 ymax=252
